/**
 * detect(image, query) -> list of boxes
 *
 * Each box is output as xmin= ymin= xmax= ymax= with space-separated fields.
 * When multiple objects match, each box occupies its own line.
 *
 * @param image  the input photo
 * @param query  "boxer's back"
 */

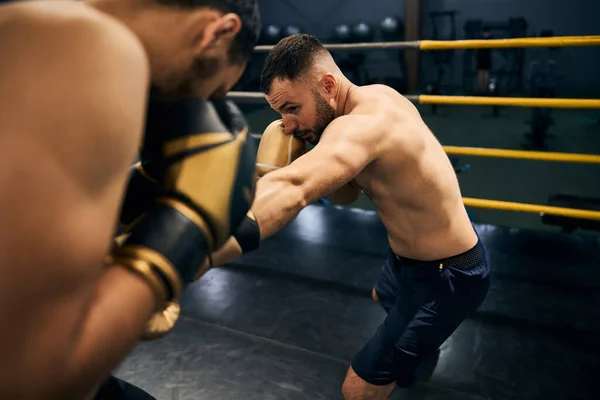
xmin=352 ymin=85 xmax=477 ymax=260
xmin=0 ymin=2 xmax=149 ymax=392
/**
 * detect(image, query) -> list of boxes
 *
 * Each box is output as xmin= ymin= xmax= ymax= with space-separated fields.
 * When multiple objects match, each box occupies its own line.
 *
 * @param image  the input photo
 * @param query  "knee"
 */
xmin=341 ymin=367 xmax=394 ymax=400
xmin=341 ymin=376 xmax=353 ymax=400
xmin=371 ymin=288 xmax=380 ymax=304
xmin=341 ymin=369 xmax=364 ymax=400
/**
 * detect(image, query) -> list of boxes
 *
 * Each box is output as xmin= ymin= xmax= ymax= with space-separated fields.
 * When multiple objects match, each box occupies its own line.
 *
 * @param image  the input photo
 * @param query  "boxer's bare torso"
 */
xmin=331 ymin=84 xmax=477 ymax=260
xmin=0 ymin=1 xmax=149 ymax=394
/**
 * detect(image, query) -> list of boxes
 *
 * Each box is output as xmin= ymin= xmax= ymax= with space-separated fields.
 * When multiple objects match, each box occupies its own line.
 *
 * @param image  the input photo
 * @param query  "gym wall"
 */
xmin=259 ymin=0 xmax=600 ymax=96
xmin=422 ymin=0 xmax=600 ymax=96
xmin=258 ymin=0 xmax=405 ymax=85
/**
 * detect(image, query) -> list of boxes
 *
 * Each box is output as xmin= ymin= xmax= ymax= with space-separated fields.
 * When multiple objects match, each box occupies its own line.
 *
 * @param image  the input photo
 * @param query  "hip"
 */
xmin=387 ymin=220 xmax=479 ymax=261
xmin=376 ymin=229 xmax=491 ymax=313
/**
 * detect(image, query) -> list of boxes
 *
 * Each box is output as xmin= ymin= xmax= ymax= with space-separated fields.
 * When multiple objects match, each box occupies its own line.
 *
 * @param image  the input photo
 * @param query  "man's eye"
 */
xmin=287 ymin=106 xmax=297 ymax=113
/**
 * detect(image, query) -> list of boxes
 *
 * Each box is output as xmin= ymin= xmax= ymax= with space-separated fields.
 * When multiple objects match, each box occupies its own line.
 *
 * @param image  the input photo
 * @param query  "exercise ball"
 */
xmin=380 ymin=16 xmax=402 ymax=40
xmin=284 ymin=25 xmax=302 ymax=37
xmin=334 ymin=24 xmax=352 ymax=43
xmin=262 ymin=25 xmax=282 ymax=44
xmin=352 ymin=22 xmax=373 ymax=42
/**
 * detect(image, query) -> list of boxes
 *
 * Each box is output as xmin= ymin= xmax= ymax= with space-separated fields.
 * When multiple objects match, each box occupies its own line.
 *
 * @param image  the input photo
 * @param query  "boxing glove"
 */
xmin=118 ymin=90 xmax=255 ymax=232
xmin=118 ymin=162 xmax=161 ymax=231
xmin=255 ymin=119 xmax=306 ymax=177
xmin=110 ymin=92 xmax=258 ymax=338
xmin=225 ymin=120 xmax=306 ymax=255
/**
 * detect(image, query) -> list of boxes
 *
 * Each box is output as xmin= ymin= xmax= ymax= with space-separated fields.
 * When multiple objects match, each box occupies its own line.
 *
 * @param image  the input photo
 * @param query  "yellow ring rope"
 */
xmin=225 ymin=92 xmax=600 ymax=109
xmin=248 ymin=135 xmax=600 ymax=164
xmin=253 ymin=35 xmax=600 ymax=52
xmin=245 ymin=134 xmax=599 ymax=219
xmin=463 ymin=198 xmax=600 ymax=221
xmin=418 ymin=95 xmax=600 ymax=108
xmin=443 ymin=146 xmax=600 ymax=164
xmin=250 ymin=132 xmax=600 ymax=164
xmin=419 ymin=35 xmax=600 ymax=50
xmin=241 ymin=34 xmax=600 ymax=221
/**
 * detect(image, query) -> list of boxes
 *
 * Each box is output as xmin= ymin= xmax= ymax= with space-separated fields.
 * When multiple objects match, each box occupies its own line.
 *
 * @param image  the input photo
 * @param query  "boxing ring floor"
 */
xmin=113 ymin=203 xmax=600 ymax=400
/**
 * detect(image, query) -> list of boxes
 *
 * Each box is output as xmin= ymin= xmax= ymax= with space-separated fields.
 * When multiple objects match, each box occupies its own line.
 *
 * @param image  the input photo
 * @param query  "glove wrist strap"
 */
xmin=233 ymin=211 xmax=261 ymax=254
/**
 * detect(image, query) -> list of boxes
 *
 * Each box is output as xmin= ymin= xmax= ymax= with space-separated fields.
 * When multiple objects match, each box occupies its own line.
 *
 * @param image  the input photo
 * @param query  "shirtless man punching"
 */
xmin=214 ymin=33 xmax=491 ymax=399
xmin=0 ymin=0 xmax=259 ymax=398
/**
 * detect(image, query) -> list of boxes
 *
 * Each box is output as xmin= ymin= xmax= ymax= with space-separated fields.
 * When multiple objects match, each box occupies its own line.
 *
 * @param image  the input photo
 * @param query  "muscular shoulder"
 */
xmin=0 ymin=1 xmax=144 ymax=52
xmin=339 ymin=86 xmax=427 ymax=159
xmin=360 ymin=86 xmax=426 ymax=135
xmin=328 ymin=94 xmax=390 ymax=145
xmin=0 ymin=1 xmax=149 ymax=192
xmin=0 ymin=1 xmax=148 ymax=88
xmin=314 ymin=112 xmax=385 ymax=168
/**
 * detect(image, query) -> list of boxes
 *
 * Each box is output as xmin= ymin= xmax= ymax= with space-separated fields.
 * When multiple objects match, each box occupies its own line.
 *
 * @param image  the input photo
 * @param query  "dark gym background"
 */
xmin=3 ymin=0 xmax=593 ymax=398
xmin=234 ymin=0 xmax=600 ymax=234
xmin=105 ymin=1 xmax=599 ymax=399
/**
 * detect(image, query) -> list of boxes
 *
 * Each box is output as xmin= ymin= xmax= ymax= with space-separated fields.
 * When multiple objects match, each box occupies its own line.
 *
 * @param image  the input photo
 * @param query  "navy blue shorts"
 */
xmin=351 ymin=231 xmax=491 ymax=388
xmin=93 ymin=376 xmax=156 ymax=400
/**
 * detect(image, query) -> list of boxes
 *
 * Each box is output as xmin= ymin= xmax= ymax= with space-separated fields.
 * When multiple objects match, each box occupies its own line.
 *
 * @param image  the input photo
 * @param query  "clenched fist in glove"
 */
xmin=111 ymin=89 xmax=257 ymax=339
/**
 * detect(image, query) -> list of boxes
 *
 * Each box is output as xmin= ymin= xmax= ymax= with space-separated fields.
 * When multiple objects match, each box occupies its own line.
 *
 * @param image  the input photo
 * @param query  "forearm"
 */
xmin=210 ymin=173 xmax=306 ymax=268
xmin=12 ymin=266 xmax=156 ymax=400
xmin=211 ymin=236 xmax=243 ymax=267
xmin=252 ymin=172 xmax=307 ymax=239
xmin=63 ymin=265 xmax=156 ymax=398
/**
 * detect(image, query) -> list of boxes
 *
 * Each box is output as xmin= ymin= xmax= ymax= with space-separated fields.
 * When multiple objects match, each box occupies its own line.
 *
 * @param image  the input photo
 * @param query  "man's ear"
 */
xmin=321 ymin=73 xmax=338 ymax=97
xmin=191 ymin=12 xmax=242 ymax=55
xmin=213 ymin=13 xmax=242 ymax=42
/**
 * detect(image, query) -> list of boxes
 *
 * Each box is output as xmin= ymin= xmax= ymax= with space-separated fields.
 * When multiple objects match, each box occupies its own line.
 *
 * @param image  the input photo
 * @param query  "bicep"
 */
xmin=324 ymin=179 xmax=362 ymax=205
xmin=285 ymin=122 xmax=375 ymax=203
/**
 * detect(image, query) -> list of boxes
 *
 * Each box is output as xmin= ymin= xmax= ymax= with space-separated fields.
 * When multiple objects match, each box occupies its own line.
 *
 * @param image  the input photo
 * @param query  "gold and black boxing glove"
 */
xmin=228 ymin=120 xmax=305 ymax=256
xmin=118 ymin=162 xmax=161 ymax=233
xmin=231 ymin=210 xmax=261 ymax=254
xmin=111 ymin=91 xmax=257 ymax=339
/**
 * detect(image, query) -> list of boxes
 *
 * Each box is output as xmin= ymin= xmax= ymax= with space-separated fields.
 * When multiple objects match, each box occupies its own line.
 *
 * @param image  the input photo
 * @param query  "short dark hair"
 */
xmin=260 ymin=33 xmax=327 ymax=94
xmin=161 ymin=0 xmax=261 ymax=64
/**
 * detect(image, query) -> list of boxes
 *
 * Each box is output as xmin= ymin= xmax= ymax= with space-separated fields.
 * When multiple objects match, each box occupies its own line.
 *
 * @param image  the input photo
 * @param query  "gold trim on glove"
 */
xmin=163 ymin=133 xmax=233 ymax=158
xmin=113 ymin=245 xmax=183 ymax=303
xmin=121 ymin=214 xmax=145 ymax=235
xmin=141 ymin=301 xmax=181 ymax=341
xmin=113 ymin=256 xmax=169 ymax=306
xmin=160 ymin=129 xmax=252 ymax=249
xmin=136 ymin=162 xmax=157 ymax=183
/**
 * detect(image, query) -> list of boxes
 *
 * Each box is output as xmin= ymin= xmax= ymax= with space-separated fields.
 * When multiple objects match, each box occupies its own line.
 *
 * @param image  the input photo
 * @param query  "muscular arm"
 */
xmin=211 ymin=114 xmax=380 ymax=266
xmin=324 ymin=179 xmax=362 ymax=205
xmin=0 ymin=6 xmax=155 ymax=398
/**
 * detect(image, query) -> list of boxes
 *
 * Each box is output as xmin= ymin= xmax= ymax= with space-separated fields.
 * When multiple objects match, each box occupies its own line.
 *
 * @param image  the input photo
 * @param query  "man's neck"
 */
xmin=335 ymin=82 xmax=354 ymax=117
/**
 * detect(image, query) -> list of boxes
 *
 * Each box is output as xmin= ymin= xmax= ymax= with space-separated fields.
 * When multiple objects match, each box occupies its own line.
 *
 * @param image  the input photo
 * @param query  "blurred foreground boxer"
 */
xmin=213 ymin=33 xmax=491 ymax=399
xmin=0 ymin=0 xmax=259 ymax=398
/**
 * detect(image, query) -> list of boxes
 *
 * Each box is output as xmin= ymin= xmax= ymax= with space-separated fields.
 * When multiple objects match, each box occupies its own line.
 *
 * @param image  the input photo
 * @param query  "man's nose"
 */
xmin=281 ymin=115 xmax=297 ymax=135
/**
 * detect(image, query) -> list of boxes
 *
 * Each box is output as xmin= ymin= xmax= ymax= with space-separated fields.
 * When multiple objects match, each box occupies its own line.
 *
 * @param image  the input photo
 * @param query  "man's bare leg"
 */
xmin=372 ymin=287 xmax=380 ymax=305
xmin=341 ymin=366 xmax=395 ymax=400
